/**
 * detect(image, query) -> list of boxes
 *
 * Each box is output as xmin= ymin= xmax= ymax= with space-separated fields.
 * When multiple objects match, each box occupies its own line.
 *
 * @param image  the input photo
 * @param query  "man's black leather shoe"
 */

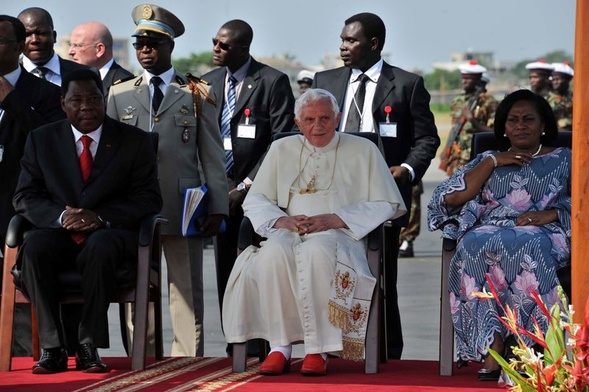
xmin=32 ymin=347 xmax=68 ymax=374
xmin=75 ymin=343 xmax=108 ymax=373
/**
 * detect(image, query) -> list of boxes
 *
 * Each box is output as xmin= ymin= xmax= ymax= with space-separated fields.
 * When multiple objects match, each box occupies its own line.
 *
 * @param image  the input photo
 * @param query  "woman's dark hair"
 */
xmin=494 ymin=89 xmax=558 ymax=147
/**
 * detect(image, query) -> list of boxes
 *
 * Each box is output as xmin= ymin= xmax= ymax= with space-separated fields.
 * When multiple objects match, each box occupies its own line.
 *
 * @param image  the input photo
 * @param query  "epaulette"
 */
xmin=113 ymin=75 xmax=135 ymax=85
xmin=186 ymin=72 xmax=210 ymax=86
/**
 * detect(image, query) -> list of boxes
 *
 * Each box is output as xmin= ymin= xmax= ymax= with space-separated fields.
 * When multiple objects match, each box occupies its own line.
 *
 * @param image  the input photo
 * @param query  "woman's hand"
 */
xmin=494 ymin=151 xmax=533 ymax=167
xmin=516 ymin=210 xmax=558 ymax=226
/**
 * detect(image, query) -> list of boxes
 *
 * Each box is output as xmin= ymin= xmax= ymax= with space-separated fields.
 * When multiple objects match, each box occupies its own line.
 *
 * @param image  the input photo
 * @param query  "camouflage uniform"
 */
xmin=547 ymin=90 xmax=573 ymax=131
xmin=445 ymin=91 xmax=498 ymax=175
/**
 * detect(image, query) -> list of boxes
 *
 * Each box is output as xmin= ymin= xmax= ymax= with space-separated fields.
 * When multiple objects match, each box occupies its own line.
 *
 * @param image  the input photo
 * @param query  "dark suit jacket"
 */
xmin=0 ymin=68 xmax=65 ymax=241
xmin=313 ymin=62 xmax=440 ymax=225
xmin=102 ymin=61 xmax=134 ymax=94
xmin=58 ymin=56 xmax=90 ymax=81
xmin=202 ymin=57 xmax=295 ymax=183
xmin=13 ymin=116 xmax=162 ymax=231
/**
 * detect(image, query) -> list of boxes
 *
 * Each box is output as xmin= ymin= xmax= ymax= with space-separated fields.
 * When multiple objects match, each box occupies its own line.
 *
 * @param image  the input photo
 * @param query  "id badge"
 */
xmin=237 ymin=124 xmax=256 ymax=139
xmin=223 ymin=137 xmax=233 ymax=151
xmin=379 ymin=122 xmax=397 ymax=138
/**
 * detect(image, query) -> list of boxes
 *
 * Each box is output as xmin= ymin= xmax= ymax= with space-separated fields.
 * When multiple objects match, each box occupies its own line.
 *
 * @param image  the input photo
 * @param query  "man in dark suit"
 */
xmin=18 ymin=7 xmax=91 ymax=357
xmin=69 ymin=21 xmax=134 ymax=94
xmin=312 ymin=12 xmax=440 ymax=359
xmin=0 ymin=14 xmax=65 ymax=356
xmin=18 ymin=7 xmax=89 ymax=86
xmin=200 ymin=19 xmax=295 ymax=346
xmin=14 ymin=69 xmax=162 ymax=374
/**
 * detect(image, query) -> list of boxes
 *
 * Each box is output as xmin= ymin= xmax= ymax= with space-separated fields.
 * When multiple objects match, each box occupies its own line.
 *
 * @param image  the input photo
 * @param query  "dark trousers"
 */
xmin=214 ymin=209 xmax=243 ymax=321
xmin=384 ymin=225 xmax=403 ymax=359
xmin=20 ymin=228 xmax=135 ymax=349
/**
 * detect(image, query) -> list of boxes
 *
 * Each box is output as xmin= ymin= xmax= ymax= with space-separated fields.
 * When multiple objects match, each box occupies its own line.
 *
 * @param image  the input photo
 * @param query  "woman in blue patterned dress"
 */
xmin=428 ymin=89 xmax=571 ymax=381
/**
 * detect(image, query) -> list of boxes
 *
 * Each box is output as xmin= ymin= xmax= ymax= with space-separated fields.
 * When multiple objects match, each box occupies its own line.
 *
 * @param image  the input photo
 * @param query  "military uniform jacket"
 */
xmin=106 ymin=70 xmax=229 ymax=235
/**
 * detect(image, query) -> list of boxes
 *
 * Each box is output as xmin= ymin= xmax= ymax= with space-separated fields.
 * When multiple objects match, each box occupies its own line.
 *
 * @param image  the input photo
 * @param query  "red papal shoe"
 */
xmin=301 ymin=354 xmax=328 ymax=376
xmin=259 ymin=352 xmax=290 ymax=375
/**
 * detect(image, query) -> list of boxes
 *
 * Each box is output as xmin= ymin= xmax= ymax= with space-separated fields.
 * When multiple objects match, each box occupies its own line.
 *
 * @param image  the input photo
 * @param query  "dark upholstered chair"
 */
xmin=0 ymin=213 xmax=167 ymax=371
xmin=231 ymin=131 xmax=387 ymax=374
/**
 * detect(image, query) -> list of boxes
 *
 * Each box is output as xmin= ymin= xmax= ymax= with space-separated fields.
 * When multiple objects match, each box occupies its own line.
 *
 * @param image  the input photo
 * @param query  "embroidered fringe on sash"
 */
xmin=328 ymin=243 xmax=376 ymax=361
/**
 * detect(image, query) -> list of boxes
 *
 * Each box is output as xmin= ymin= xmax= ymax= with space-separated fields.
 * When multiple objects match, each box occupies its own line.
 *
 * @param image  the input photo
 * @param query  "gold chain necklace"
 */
xmin=298 ymin=137 xmax=340 ymax=194
xmin=508 ymin=143 xmax=543 ymax=157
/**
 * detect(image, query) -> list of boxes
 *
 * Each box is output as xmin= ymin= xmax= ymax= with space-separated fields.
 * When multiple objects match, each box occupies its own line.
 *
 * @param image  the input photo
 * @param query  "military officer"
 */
xmin=525 ymin=59 xmax=554 ymax=98
xmin=442 ymin=60 xmax=498 ymax=176
xmin=107 ymin=4 xmax=228 ymax=357
xmin=547 ymin=62 xmax=573 ymax=131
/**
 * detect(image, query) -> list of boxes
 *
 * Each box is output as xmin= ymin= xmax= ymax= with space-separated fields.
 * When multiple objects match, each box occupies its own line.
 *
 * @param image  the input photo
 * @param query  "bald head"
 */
xmin=69 ymin=22 xmax=113 ymax=68
xmin=18 ymin=7 xmax=53 ymax=28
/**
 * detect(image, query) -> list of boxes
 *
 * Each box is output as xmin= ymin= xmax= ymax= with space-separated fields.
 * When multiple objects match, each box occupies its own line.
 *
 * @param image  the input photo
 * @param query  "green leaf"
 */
xmin=488 ymin=348 xmax=536 ymax=391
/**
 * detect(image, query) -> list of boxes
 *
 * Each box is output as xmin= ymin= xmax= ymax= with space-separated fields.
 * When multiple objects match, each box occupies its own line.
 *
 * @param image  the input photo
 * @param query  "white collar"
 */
xmin=3 ymin=65 xmax=22 ymax=86
xmin=99 ymin=58 xmax=115 ymax=80
xmin=144 ymin=67 xmax=175 ymax=86
xmin=349 ymin=58 xmax=383 ymax=84
xmin=22 ymin=52 xmax=61 ymax=76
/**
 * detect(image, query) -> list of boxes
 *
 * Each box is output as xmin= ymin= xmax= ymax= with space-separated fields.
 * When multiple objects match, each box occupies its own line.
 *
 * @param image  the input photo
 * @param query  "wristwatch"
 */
xmin=236 ymin=182 xmax=249 ymax=193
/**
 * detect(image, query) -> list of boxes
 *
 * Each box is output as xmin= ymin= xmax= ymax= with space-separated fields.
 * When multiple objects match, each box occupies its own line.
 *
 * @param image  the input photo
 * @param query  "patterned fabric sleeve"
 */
xmin=427 ymin=151 xmax=497 ymax=239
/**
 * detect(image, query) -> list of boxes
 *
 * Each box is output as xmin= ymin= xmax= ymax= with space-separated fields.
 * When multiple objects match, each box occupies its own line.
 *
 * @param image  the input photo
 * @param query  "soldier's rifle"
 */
xmin=439 ymin=85 xmax=485 ymax=172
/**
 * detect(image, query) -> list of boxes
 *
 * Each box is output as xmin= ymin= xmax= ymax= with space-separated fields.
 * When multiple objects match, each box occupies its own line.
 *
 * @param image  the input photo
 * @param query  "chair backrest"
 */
xmin=272 ymin=131 xmax=379 ymax=146
xmin=470 ymin=131 xmax=572 ymax=160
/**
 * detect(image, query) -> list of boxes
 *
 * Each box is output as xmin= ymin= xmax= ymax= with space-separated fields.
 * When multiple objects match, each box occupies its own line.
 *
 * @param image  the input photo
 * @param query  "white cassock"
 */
xmin=222 ymin=133 xmax=406 ymax=360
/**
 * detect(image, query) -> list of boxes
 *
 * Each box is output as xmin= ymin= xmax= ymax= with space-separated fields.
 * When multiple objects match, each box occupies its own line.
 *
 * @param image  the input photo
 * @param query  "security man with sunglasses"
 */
xmin=200 ymin=19 xmax=295 ymax=356
xmin=107 ymin=4 xmax=228 ymax=357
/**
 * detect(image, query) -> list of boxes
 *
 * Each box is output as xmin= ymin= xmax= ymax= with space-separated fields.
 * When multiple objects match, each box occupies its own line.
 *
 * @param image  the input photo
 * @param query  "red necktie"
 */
xmin=79 ymin=135 xmax=93 ymax=182
xmin=72 ymin=135 xmax=93 ymax=244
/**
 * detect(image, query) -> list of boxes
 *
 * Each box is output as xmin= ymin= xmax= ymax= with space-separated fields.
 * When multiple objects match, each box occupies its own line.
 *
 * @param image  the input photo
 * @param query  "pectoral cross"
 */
xmin=300 ymin=175 xmax=317 ymax=194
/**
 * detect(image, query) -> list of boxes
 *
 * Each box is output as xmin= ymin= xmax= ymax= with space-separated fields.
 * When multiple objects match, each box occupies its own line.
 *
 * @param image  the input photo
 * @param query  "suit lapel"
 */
xmin=89 ymin=117 xmax=119 ymax=184
xmin=372 ymin=62 xmax=396 ymax=113
xmin=132 ymin=76 xmax=151 ymax=112
xmin=234 ymin=59 xmax=259 ymax=115
xmin=102 ymin=66 xmax=116 ymax=88
xmin=209 ymin=70 xmax=226 ymax=120
xmin=57 ymin=122 xmax=84 ymax=186
xmin=330 ymin=68 xmax=351 ymax=111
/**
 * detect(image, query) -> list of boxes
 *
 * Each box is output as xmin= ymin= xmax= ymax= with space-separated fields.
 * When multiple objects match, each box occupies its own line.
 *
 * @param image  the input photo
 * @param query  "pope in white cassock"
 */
xmin=222 ymin=88 xmax=406 ymax=376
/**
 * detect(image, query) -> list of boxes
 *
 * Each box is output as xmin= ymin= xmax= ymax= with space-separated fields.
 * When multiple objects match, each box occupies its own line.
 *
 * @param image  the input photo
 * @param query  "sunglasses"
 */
xmin=212 ymin=38 xmax=235 ymax=51
xmin=132 ymin=40 xmax=167 ymax=50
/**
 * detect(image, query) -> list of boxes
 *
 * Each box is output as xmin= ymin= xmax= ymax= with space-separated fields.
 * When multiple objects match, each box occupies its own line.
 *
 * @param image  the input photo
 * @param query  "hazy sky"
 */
xmin=3 ymin=0 xmax=576 ymax=72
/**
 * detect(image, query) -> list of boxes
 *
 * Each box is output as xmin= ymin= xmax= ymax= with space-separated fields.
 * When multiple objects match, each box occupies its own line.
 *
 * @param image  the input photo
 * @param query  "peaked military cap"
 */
xmin=132 ymin=4 xmax=185 ymax=39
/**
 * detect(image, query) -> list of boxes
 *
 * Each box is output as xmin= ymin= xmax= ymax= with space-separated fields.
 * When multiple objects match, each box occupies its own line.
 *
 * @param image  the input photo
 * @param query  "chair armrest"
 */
xmin=5 ymin=214 xmax=33 ymax=248
xmin=367 ymin=225 xmax=383 ymax=252
xmin=138 ymin=214 xmax=168 ymax=247
xmin=238 ymin=217 xmax=256 ymax=251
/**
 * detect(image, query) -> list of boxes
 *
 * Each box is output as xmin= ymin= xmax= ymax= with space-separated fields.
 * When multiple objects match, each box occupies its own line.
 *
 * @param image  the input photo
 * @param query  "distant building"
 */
xmin=432 ymin=49 xmax=508 ymax=74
